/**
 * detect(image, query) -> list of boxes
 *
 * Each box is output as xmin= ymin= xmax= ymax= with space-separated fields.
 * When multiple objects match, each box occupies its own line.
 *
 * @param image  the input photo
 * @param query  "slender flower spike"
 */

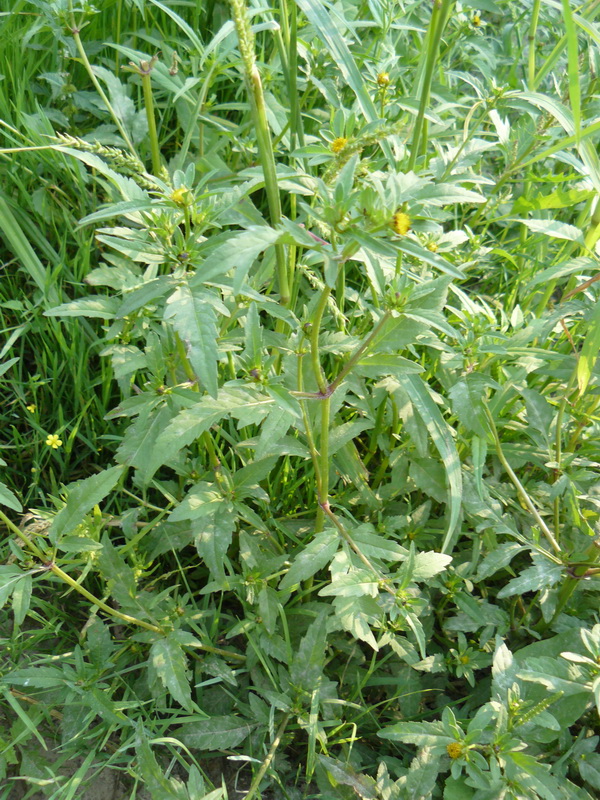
xmin=377 ymin=72 xmax=391 ymax=87
xmin=26 ymin=404 xmax=36 ymax=413
xmin=45 ymin=434 xmax=63 ymax=449
xmin=331 ymin=137 xmax=348 ymax=154
xmin=392 ymin=211 xmax=411 ymax=235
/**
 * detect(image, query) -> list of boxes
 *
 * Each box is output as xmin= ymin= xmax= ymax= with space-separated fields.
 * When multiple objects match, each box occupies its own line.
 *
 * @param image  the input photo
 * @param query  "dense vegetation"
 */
xmin=1 ymin=0 xmax=600 ymax=798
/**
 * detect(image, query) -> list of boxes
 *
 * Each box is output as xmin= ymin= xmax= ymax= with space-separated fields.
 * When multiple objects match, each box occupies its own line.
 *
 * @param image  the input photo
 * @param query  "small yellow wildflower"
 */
xmin=392 ymin=211 xmax=411 ymax=236
xmin=26 ymin=404 xmax=36 ymax=413
xmin=427 ymin=241 xmax=439 ymax=253
xmin=170 ymin=187 xmax=188 ymax=205
xmin=331 ymin=137 xmax=348 ymax=154
xmin=377 ymin=71 xmax=391 ymax=87
xmin=446 ymin=742 xmax=463 ymax=759
xmin=45 ymin=434 xmax=63 ymax=450
xmin=472 ymin=14 xmax=481 ymax=26
xmin=460 ymin=655 xmax=470 ymax=664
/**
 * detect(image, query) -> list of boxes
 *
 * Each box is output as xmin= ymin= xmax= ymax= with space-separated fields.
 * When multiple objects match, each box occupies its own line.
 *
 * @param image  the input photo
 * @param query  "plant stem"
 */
xmin=50 ymin=563 xmax=164 ymax=633
xmin=553 ymin=369 xmax=578 ymax=538
xmin=328 ymin=310 xmax=391 ymax=394
xmin=229 ymin=0 xmax=290 ymax=305
xmin=140 ymin=68 xmax=161 ymax=176
xmin=310 ymin=286 xmax=332 ymax=395
xmin=528 ymin=0 xmax=542 ymax=86
xmin=483 ymin=404 xmax=561 ymax=555
xmin=0 ymin=509 xmax=47 ymax=561
xmin=407 ymin=0 xmax=452 ymax=170
xmin=244 ymin=712 xmax=291 ymax=800
xmin=68 ymin=1 xmax=138 ymax=158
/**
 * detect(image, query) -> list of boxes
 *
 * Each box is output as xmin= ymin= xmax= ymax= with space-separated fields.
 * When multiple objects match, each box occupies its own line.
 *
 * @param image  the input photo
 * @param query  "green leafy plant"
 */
xmin=2 ymin=0 xmax=600 ymax=798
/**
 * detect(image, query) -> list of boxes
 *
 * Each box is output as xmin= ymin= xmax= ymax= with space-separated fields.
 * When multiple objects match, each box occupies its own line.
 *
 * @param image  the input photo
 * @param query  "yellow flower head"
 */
xmin=331 ymin=137 xmax=348 ymax=154
xmin=26 ymin=404 xmax=36 ymax=413
xmin=45 ymin=434 xmax=63 ymax=450
xmin=392 ymin=211 xmax=411 ymax=236
xmin=446 ymin=742 xmax=463 ymax=759
xmin=377 ymin=72 xmax=391 ymax=87
xmin=472 ymin=14 xmax=481 ymax=26
xmin=427 ymin=241 xmax=439 ymax=253
xmin=170 ymin=187 xmax=189 ymax=205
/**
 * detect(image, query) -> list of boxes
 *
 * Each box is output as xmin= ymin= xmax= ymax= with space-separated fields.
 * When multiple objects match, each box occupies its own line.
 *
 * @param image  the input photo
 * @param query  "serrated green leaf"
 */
xmin=497 ymin=562 xmax=563 ymax=598
xmin=391 ymin=374 xmax=462 ymax=553
xmin=149 ymin=635 xmax=193 ymax=711
xmin=117 ymin=276 xmax=177 ymax=318
xmin=164 ymin=283 xmax=219 ymax=398
xmin=448 ymin=375 xmax=495 ymax=439
xmin=147 ymin=390 xmax=267 ymax=479
xmin=317 ymin=756 xmax=377 ymax=800
xmin=169 ymin=482 xmax=224 ymax=523
xmin=378 ymin=720 xmax=452 ymax=746
xmin=44 ymin=296 xmax=119 ymax=319
xmin=517 ymin=218 xmax=584 ymax=243
xmin=280 ymin=531 xmax=339 ymax=590
xmin=290 ymin=610 xmax=329 ymax=691
xmin=412 ymin=551 xmax=452 ymax=581
xmin=174 ymin=716 xmax=253 ymax=751
xmin=355 ymin=353 xmax=424 ymax=378
xmin=115 ymin=404 xmax=174 ymax=484
xmin=198 ymin=226 xmax=281 ymax=286
xmin=195 ymin=506 xmax=236 ymax=580
xmin=48 ymin=465 xmax=125 ymax=545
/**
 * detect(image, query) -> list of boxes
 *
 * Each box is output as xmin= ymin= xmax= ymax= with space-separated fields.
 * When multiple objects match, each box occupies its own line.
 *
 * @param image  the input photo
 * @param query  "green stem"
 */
xmin=528 ymin=0 xmax=542 ymax=86
xmin=407 ymin=0 xmax=452 ymax=170
xmin=244 ymin=712 xmax=291 ymax=800
xmin=328 ymin=310 xmax=391 ymax=394
xmin=483 ymin=404 xmax=561 ymax=555
xmin=50 ymin=563 xmax=164 ymax=634
xmin=141 ymin=70 xmax=161 ymax=176
xmin=229 ymin=0 xmax=290 ymax=305
xmin=553 ymin=369 xmax=578 ymax=537
xmin=310 ymin=286 xmax=332 ymax=395
xmin=0 ymin=509 xmax=47 ymax=561
xmin=68 ymin=2 xmax=138 ymax=158
xmin=316 ymin=397 xmax=331 ymax=533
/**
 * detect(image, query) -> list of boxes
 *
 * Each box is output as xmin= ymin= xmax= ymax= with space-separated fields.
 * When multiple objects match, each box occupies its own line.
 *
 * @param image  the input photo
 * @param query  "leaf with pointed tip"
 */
xmin=174 ymin=716 xmax=253 ymax=751
xmin=149 ymin=635 xmax=193 ymax=711
xmin=48 ymin=466 xmax=125 ymax=545
xmin=164 ymin=284 xmax=219 ymax=398
xmin=115 ymin=404 xmax=173 ymax=485
xmin=392 ymin=374 xmax=462 ymax=554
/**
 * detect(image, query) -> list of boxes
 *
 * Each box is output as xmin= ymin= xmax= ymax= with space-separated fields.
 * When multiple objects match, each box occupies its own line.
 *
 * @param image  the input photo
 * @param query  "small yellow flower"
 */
xmin=446 ymin=742 xmax=463 ymax=759
xmin=392 ymin=211 xmax=411 ymax=236
xmin=460 ymin=655 xmax=470 ymax=664
xmin=26 ymin=404 xmax=36 ymax=413
xmin=170 ymin=187 xmax=188 ymax=205
xmin=45 ymin=434 xmax=63 ymax=450
xmin=331 ymin=137 xmax=348 ymax=154
xmin=472 ymin=14 xmax=481 ymax=26
xmin=427 ymin=241 xmax=439 ymax=253
xmin=377 ymin=72 xmax=391 ymax=87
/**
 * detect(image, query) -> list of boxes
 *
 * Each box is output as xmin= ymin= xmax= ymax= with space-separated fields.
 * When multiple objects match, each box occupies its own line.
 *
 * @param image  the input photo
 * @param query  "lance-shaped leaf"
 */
xmin=196 ymin=226 xmax=281 ymax=288
xmin=149 ymin=634 xmax=193 ymax=711
xmin=48 ymin=465 xmax=125 ymax=545
xmin=164 ymin=283 xmax=219 ymax=398
xmin=390 ymin=374 xmax=462 ymax=553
